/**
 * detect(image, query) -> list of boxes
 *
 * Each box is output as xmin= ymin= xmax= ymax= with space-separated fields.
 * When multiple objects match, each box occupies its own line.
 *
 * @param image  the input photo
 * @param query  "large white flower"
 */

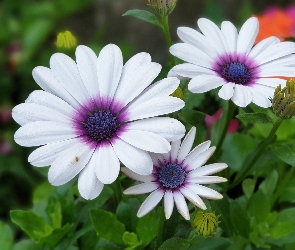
xmin=12 ymin=44 xmax=185 ymax=200
xmin=123 ymin=127 xmax=227 ymax=220
xmin=169 ymin=17 xmax=295 ymax=108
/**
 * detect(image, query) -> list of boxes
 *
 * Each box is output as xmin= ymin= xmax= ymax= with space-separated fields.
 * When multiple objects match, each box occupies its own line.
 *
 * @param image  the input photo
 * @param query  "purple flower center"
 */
xmin=83 ymin=109 xmax=118 ymax=143
xmin=158 ymin=163 xmax=186 ymax=189
xmin=220 ymin=61 xmax=251 ymax=85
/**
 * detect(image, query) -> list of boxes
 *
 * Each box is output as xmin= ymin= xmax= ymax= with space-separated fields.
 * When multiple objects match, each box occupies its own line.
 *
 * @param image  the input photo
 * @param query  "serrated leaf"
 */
xmin=178 ymin=110 xmax=206 ymax=126
xmin=271 ymin=144 xmax=295 ymax=166
xmin=10 ymin=210 xmax=53 ymax=241
xmin=122 ymin=232 xmax=142 ymax=250
xmin=236 ymin=113 xmax=273 ymax=124
xmin=159 ymin=237 xmax=190 ymax=250
xmin=90 ymin=209 xmax=126 ymax=244
xmin=123 ymin=10 xmax=162 ymax=28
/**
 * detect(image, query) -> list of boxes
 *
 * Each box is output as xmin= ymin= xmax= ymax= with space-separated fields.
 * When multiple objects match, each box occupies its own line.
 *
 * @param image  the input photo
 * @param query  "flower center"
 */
xmin=220 ymin=62 xmax=251 ymax=85
xmin=158 ymin=163 xmax=186 ymax=189
xmin=83 ymin=109 xmax=118 ymax=143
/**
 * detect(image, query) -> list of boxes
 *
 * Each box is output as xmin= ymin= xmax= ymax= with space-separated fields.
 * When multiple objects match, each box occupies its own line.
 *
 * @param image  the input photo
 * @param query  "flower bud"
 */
xmin=148 ymin=0 xmax=178 ymax=16
xmin=272 ymin=79 xmax=295 ymax=119
xmin=193 ymin=211 xmax=220 ymax=237
xmin=55 ymin=31 xmax=77 ymax=50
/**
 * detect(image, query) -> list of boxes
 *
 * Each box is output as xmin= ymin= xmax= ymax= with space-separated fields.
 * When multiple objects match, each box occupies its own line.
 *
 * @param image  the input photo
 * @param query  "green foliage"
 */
xmin=123 ymin=10 xmax=162 ymax=28
xmin=178 ymin=110 xmax=206 ymax=127
xmin=236 ymin=113 xmax=274 ymax=124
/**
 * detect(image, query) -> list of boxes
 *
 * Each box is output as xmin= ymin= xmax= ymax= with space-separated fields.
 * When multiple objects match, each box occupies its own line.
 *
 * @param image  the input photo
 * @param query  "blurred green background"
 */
xmin=1 ymin=0 xmax=295 ymax=247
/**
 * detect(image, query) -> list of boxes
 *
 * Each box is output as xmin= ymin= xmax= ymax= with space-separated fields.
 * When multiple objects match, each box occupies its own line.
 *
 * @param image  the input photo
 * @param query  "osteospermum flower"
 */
xmin=123 ymin=127 xmax=227 ymax=220
xmin=169 ymin=17 xmax=295 ymax=108
xmin=12 ymin=44 xmax=185 ymax=200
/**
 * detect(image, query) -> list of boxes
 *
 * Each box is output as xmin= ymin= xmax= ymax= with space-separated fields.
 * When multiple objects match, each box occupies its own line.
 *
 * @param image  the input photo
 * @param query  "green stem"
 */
xmin=271 ymin=166 xmax=295 ymax=206
xmin=229 ymin=117 xmax=283 ymax=190
xmin=212 ymin=100 xmax=236 ymax=160
xmin=161 ymin=15 xmax=176 ymax=67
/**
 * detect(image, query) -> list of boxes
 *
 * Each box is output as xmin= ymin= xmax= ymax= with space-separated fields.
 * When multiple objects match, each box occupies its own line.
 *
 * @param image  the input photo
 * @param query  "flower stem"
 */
xmin=229 ymin=117 xmax=283 ymax=190
xmin=161 ymin=15 xmax=176 ymax=67
xmin=212 ymin=100 xmax=236 ymax=160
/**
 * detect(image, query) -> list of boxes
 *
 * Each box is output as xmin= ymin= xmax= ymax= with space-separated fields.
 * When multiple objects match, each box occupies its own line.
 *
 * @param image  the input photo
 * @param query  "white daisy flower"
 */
xmin=122 ymin=127 xmax=227 ymax=220
xmin=169 ymin=17 xmax=295 ymax=108
xmin=12 ymin=44 xmax=185 ymax=200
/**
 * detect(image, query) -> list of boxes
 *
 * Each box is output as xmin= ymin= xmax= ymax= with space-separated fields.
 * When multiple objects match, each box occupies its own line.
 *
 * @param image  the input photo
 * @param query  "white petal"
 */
xmin=76 ymin=45 xmax=99 ymax=99
xmin=118 ymin=130 xmax=170 ymax=153
xmin=231 ymin=85 xmax=252 ymax=107
xmin=111 ymin=138 xmax=153 ymax=175
xmin=127 ymin=96 xmax=184 ymax=121
xmin=257 ymin=54 xmax=295 ymax=69
xmin=114 ymin=62 xmax=161 ymax=105
xmin=188 ymin=75 xmax=224 ymax=94
xmin=177 ymin=127 xmax=196 ymax=162
xmin=259 ymin=66 xmax=295 ymax=77
xmin=237 ymin=17 xmax=259 ymax=55
xmin=170 ymin=43 xmax=213 ymax=68
xmin=170 ymin=139 xmax=181 ymax=162
xmin=121 ymin=167 xmax=153 ymax=182
xmin=249 ymin=36 xmax=280 ymax=59
xmin=48 ymin=143 xmax=94 ymax=186
xmin=197 ymin=18 xmax=226 ymax=55
xmin=129 ymin=77 xmax=180 ymax=105
xmin=247 ymin=86 xmax=271 ymax=108
xmin=173 ymin=191 xmax=190 ymax=220
xmin=192 ymin=184 xmax=223 ymax=199
xmin=168 ymin=63 xmax=215 ymax=79
xmin=12 ymin=103 xmax=70 ymax=126
xmin=180 ymin=187 xmax=206 ymax=210
xmin=255 ymin=42 xmax=295 ymax=66
xmin=127 ymin=117 xmax=185 ymax=142
xmin=251 ymin=84 xmax=275 ymax=99
xmin=97 ymin=44 xmax=123 ymax=102
xmin=25 ymin=90 xmax=75 ymax=117
xmin=186 ymin=147 xmax=216 ymax=171
xmin=164 ymin=191 xmax=174 ymax=219
xmin=94 ymin=144 xmax=120 ymax=184
xmin=78 ymin=161 xmax=104 ymax=200
xmin=177 ymin=27 xmax=218 ymax=58
xmin=221 ymin=21 xmax=238 ymax=53
xmin=124 ymin=182 xmax=158 ymax=195
xmin=188 ymin=176 xmax=227 ymax=184
xmin=218 ymin=82 xmax=235 ymax=100
xmin=14 ymin=121 xmax=77 ymax=147
xmin=32 ymin=67 xmax=79 ymax=108
xmin=190 ymin=163 xmax=228 ymax=177
xmin=255 ymin=78 xmax=286 ymax=88
xmin=28 ymin=138 xmax=80 ymax=167
xmin=137 ymin=190 xmax=164 ymax=217
xmin=183 ymin=140 xmax=211 ymax=167
xmin=50 ymin=53 xmax=90 ymax=105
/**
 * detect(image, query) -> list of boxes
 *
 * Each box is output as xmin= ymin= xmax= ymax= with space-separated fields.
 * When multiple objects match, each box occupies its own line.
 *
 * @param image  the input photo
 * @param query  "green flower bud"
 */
xmin=148 ymin=0 xmax=178 ymax=16
xmin=272 ymin=79 xmax=295 ymax=119
xmin=193 ymin=211 xmax=220 ymax=237
xmin=55 ymin=31 xmax=77 ymax=50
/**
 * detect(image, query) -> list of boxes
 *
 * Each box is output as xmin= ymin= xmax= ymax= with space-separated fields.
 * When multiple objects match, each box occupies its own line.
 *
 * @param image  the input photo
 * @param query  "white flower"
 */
xmin=12 ymin=44 xmax=185 ymax=200
xmin=122 ymin=127 xmax=227 ymax=220
xmin=169 ymin=17 xmax=295 ymax=108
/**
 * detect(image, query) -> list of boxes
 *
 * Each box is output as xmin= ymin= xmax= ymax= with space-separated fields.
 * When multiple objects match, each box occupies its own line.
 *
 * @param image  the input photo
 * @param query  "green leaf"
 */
xmin=271 ymin=144 xmax=295 ymax=166
xmin=178 ymin=110 xmax=206 ymax=126
xmin=13 ymin=240 xmax=40 ymax=250
xmin=259 ymin=170 xmax=278 ymax=198
xmin=10 ymin=210 xmax=53 ymax=241
xmin=0 ymin=221 xmax=13 ymax=250
xmin=242 ymin=178 xmax=256 ymax=199
xmin=247 ymin=190 xmax=270 ymax=223
xmin=122 ymin=232 xmax=142 ymax=250
xmin=122 ymin=10 xmax=162 ymax=28
xmin=46 ymin=197 xmax=62 ymax=229
xmin=159 ymin=237 xmax=190 ymax=250
xmin=136 ymin=207 xmax=161 ymax=247
xmin=189 ymin=237 xmax=231 ymax=249
xmin=116 ymin=198 xmax=140 ymax=232
xmin=236 ymin=113 xmax=273 ymax=124
xmin=90 ymin=209 xmax=126 ymax=244
xmin=230 ymin=200 xmax=250 ymax=238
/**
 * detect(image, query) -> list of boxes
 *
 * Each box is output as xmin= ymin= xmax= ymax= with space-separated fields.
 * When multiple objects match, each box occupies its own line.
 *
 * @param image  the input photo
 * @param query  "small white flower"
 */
xmin=12 ymin=44 xmax=185 ymax=200
xmin=169 ymin=17 xmax=295 ymax=108
xmin=123 ymin=127 xmax=227 ymax=220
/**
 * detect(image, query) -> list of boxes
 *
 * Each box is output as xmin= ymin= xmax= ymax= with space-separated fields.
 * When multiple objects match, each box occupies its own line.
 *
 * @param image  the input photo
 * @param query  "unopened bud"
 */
xmin=148 ymin=0 xmax=178 ymax=16
xmin=193 ymin=211 xmax=220 ymax=237
xmin=55 ymin=31 xmax=77 ymax=50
